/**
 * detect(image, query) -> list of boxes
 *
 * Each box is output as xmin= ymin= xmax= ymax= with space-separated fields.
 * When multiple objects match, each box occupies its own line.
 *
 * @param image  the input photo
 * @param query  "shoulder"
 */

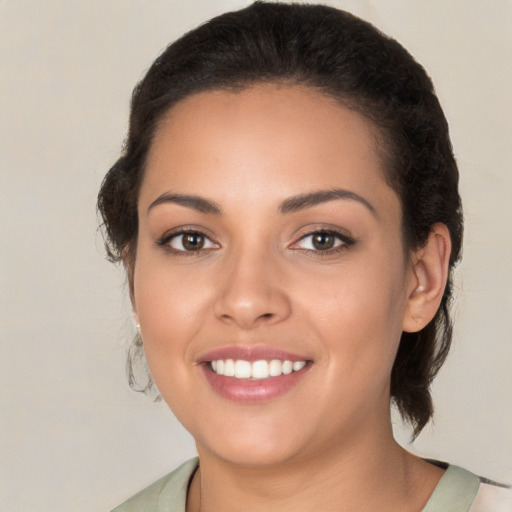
xmin=424 ymin=463 xmax=512 ymax=512
xmin=471 ymin=481 xmax=512 ymax=512
xmin=111 ymin=458 xmax=199 ymax=512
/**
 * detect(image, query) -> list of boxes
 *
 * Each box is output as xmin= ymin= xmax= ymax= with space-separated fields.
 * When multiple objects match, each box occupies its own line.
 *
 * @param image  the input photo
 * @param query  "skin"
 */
xmin=131 ymin=85 xmax=450 ymax=511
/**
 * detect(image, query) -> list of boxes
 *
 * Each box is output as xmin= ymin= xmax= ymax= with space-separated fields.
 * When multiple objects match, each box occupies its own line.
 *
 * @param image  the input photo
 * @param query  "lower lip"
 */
xmin=201 ymin=364 xmax=311 ymax=403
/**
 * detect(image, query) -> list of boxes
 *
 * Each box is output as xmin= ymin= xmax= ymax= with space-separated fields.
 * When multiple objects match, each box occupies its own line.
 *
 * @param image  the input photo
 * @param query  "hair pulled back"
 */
xmin=98 ymin=1 xmax=463 ymax=438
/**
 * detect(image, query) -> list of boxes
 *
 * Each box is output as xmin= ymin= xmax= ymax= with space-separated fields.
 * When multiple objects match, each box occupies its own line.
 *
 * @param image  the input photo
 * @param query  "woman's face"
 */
xmin=133 ymin=85 xmax=417 ymax=467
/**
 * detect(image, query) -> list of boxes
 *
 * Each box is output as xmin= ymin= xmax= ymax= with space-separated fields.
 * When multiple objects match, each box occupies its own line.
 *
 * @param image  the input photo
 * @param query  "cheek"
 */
xmin=132 ymin=254 xmax=228 ymax=410
xmin=132 ymin=253 xmax=206 ymax=358
xmin=134 ymin=266 xmax=200 ymax=412
xmin=299 ymin=256 xmax=406 ymax=328
xmin=295 ymin=257 xmax=407 ymax=372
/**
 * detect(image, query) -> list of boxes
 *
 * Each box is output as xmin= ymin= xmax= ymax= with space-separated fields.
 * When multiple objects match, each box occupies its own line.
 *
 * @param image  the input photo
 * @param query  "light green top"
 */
xmin=422 ymin=464 xmax=480 ymax=511
xmin=112 ymin=458 xmax=483 ymax=512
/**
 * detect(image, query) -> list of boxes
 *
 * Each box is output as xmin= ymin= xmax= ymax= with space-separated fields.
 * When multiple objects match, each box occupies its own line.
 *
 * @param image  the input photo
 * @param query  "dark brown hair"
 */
xmin=98 ymin=2 xmax=463 ymax=438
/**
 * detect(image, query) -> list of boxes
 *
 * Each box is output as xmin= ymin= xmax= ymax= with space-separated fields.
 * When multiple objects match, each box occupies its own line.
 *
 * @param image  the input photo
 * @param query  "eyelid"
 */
xmin=290 ymin=226 xmax=355 ymax=253
xmin=156 ymin=226 xmax=220 ymax=253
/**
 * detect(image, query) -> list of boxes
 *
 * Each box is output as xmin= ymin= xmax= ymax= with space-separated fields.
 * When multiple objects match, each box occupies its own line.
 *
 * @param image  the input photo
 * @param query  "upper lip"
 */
xmin=197 ymin=345 xmax=312 ymax=363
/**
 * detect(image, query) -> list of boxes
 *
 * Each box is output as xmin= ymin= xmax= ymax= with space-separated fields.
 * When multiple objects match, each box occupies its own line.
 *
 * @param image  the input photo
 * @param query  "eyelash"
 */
xmin=157 ymin=228 xmax=219 ymax=256
xmin=156 ymin=228 xmax=355 ymax=256
xmin=292 ymin=229 xmax=355 ymax=256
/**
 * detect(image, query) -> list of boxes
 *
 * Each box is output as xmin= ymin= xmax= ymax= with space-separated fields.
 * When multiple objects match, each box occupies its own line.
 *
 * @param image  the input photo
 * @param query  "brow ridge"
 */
xmin=279 ymin=188 xmax=376 ymax=215
xmin=147 ymin=193 xmax=222 ymax=215
xmin=147 ymin=188 xmax=375 ymax=216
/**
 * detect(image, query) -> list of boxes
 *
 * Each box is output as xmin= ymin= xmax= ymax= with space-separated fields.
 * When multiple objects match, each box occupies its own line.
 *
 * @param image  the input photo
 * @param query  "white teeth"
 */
xmin=252 ymin=360 xmax=269 ymax=379
xmin=282 ymin=360 xmax=293 ymax=375
xmin=234 ymin=360 xmax=252 ymax=378
xmin=224 ymin=359 xmax=235 ymax=377
xmin=293 ymin=361 xmax=306 ymax=371
xmin=210 ymin=358 xmax=308 ymax=379
xmin=269 ymin=359 xmax=282 ymax=376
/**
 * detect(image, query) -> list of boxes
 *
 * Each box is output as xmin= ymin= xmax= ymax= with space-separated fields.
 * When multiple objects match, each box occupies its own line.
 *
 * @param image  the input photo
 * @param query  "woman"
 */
xmin=98 ymin=2 xmax=511 ymax=511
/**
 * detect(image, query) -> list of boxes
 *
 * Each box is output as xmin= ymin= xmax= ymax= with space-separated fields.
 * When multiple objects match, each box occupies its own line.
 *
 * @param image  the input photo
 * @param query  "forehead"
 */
xmin=141 ymin=85 xmax=398 ymax=217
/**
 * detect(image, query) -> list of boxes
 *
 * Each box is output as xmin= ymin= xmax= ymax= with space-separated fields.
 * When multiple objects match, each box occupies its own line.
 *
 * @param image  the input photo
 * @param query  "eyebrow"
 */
xmin=147 ymin=187 xmax=376 ymax=217
xmin=147 ymin=193 xmax=222 ymax=215
xmin=279 ymin=188 xmax=376 ymax=216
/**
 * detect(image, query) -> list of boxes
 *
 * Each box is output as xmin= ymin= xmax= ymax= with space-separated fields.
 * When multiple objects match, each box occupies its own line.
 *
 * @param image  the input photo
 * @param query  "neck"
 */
xmin=187 ymin=422 xmax=444 ymax=512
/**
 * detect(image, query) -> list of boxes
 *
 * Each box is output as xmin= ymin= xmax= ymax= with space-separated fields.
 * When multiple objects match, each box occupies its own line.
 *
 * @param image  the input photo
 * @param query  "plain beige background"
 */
xmin=1 ymin=1 xmax=511 ymax=510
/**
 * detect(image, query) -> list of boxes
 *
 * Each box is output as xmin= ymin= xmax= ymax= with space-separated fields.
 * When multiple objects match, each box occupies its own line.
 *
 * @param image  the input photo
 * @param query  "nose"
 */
xmin=213 ymin=248 xmax=292 ymax=329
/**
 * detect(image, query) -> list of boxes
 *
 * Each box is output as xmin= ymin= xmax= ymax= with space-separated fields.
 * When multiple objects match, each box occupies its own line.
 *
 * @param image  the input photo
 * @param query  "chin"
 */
xmin=194 ymin=417 xmax=310 ymax=468
xmin=207 ymin=443 xmax=300 ymax=469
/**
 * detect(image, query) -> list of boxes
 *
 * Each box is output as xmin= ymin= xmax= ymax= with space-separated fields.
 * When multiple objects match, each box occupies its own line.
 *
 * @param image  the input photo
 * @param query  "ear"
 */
xmin=402 ymin=223 xmax=452 ymax=333
xmin=122 ymin=244 xmax=139 ymax=324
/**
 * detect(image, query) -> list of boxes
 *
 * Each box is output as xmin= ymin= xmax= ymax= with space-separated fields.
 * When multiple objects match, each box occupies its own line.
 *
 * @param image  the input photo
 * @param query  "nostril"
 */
xmin=213 ymin=282 xmax=292 ymax=328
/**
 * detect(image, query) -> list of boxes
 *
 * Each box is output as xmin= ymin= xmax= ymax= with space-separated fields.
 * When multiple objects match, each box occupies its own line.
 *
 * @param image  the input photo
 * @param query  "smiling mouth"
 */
xmin=201 ymin=352 xmax=312 ymax=402
xmin=209 ymin=359 xmax=308 ymax=380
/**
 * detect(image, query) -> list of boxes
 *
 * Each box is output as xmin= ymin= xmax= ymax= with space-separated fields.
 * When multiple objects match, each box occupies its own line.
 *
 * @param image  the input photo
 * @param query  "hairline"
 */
xmin=125 ymin=80 xmax=414 ymax=276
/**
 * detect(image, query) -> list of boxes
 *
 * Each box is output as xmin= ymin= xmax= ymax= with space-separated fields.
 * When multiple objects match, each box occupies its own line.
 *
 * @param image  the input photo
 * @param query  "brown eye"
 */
xmin=182 ymin=233 xmax=205 ymax=251
xmin=311 ymin=232 xmax=336 ymax=250
xmin=167 ymin=231 xmax=217 ymax=252
xmin=293 ymin=229 xmax=353 ymax=253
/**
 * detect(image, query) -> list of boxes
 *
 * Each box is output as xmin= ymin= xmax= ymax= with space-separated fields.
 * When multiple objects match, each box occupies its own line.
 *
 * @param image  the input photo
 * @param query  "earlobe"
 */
xmin=133 ymin=311 xmax=140 ymax=330
xmin=403 ymin=223 xmax=452 ymax=333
